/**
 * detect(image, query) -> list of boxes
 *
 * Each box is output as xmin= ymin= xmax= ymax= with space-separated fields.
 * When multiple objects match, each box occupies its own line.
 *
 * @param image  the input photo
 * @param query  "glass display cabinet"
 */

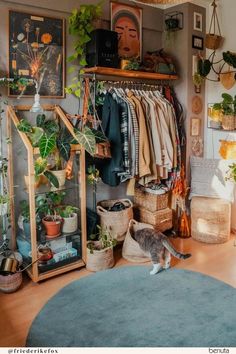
xmin=6 ymin=104 xmax=87 ymax=282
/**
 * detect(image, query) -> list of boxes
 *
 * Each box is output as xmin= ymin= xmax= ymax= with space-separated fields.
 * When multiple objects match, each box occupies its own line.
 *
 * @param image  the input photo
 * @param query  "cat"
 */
xmin=131 ymin=227 xmax=191 ymax=275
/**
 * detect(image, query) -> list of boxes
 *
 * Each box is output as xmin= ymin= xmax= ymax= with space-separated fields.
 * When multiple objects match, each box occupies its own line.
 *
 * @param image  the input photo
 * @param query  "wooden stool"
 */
xmin=191 ymin=196 xmax=231 ymax=244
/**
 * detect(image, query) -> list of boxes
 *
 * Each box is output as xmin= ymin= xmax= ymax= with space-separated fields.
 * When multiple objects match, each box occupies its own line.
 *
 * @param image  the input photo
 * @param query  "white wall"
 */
xmin=205 ymin=0 xmax=236 ymax=159
xmin=204 ymin=0 xmax=236 ymax=229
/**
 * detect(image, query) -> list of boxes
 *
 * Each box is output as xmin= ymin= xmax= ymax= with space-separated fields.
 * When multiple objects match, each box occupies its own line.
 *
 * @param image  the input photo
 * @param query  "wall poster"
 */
xmin=8 ymin=10 xmax=65 ymax=97
xmin=110 ymin=1 xmax=142 ymax=60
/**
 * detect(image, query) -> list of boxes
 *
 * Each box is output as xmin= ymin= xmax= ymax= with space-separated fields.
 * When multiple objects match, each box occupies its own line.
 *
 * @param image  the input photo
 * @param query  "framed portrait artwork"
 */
xmin=193 ymin=12 xmax=203 ymax=32
xmin=110 ymin=1 xmax=142 ymax=60
xmin=8 ymin=10 xmax=65 ymax=97
xmin=192 ymin=35 xmax=204 ymax=50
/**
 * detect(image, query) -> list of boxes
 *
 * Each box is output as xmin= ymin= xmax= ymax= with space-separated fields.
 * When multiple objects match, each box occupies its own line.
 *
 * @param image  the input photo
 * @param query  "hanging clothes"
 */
xmin=97 ymin=83 xmax=182 ymax=188
xmin=99 ymin=92 xmax=124 ymax=187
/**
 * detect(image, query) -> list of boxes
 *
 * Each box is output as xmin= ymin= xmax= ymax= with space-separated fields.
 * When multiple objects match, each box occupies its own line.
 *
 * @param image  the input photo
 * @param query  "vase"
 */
xmin=62 ymin=213 xmax=78 ymax=234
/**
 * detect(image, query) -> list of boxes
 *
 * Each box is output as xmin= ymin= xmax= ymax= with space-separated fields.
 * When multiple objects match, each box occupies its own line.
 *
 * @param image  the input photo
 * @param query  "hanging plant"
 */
xmin=197 ymin=59 xmax=212 ymax=78
xmin=66 ymin=2 xmax=103 ymax=98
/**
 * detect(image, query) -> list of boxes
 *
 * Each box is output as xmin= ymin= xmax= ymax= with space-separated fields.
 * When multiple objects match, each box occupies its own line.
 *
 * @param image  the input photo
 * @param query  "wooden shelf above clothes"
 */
xmin=83 ymin=66 xmax=178 ymax=81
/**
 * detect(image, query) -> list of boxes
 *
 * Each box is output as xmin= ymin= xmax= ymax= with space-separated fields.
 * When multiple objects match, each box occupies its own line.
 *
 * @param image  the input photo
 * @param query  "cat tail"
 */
xmin=161 ymin=239 xmax=191 ymax=259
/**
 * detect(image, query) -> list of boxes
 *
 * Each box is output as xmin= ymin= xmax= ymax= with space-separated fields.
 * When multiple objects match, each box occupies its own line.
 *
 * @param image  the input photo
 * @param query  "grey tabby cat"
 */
xmin=132 ymin=228 xmax=191 ymax=275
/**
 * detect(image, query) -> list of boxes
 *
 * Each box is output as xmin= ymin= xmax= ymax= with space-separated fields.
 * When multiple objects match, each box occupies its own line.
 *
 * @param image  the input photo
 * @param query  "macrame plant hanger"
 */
xmin=205 ymin=0 xmax=223 ymax=50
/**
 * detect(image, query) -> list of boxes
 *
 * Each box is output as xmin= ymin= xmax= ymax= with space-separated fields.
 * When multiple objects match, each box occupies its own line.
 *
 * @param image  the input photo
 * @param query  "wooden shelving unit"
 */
xmin=7 ymin=105 xmax=87 ymax=282
xmin=84 ymin=66 xmax=178 ymax=81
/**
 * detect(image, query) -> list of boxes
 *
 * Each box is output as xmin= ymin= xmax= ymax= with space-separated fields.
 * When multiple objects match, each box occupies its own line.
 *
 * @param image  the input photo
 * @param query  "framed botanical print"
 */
xmin=192 ymin=35 xmax=203 ymax=50
xmin=110 ymin=1 xmax=142 ymax=60
xmin=8 ymin=10 xmax=65 ymax=97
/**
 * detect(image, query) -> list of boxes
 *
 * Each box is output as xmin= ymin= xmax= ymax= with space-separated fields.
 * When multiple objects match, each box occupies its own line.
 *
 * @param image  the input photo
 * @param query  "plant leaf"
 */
xmin=17 ymin=119 xmax=33 ymax=133
xmin=39 ymin=134 xmax=56 ymax=158
xmin=44 ymin=120 xmax=60 ymax=135
xmin=34 ymin=157 xmax=47 ymax=176
xmin=29 ymin=127 xmax=44 ymax=147
xmin=197 ymin=59 xmax=211 ymax=77
xmin=44 ymin=171 xmax=59 ymax=188
xmin=90 ymin=128 xmax=107 ymax=143
xmin=74 ymin=126 xmax=96 ymax=155
xmin=57 ymin=140 xmax=71 ymax=161
xmin=36 ymin=114 xmax=46 ymax=128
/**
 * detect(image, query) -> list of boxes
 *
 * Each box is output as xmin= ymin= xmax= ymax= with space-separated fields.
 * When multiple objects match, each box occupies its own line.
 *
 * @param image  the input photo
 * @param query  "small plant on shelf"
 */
xmin=58 ymin=205 xmax=79 ymax=234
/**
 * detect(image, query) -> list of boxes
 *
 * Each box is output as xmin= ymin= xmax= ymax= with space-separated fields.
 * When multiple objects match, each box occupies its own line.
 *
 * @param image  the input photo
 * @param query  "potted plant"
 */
xmin=86 ymin=225 xmax=117 ymax=272
xmin=58 ymin=205 xmax=78 ymax=234
xmin=213 ymin=93 xmax=236 ymax=130
xmin=17 ymin=114 xmax=72 ymax=189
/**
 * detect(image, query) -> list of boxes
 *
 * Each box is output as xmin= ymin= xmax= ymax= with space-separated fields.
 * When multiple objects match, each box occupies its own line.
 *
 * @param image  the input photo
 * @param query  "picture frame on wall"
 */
xmin=8 ymin=10 xmax=65 ymax=98
xmin=192 ymin=35 xmax=204 ymax=50
xmin=110 ymin=1 xmax=142 ymax=60
xmin=193 ymin=12 xmax=203 ymax=32
xmin=191 ymin=117 xmax=201 ymax=136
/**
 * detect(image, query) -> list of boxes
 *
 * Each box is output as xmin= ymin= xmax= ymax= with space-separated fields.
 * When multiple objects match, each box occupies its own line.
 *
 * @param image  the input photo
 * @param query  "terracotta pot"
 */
xmin=42 ymin=216 xmax=62 ymax=238
xmin=62 ymin=213 xmax=78 ymax=234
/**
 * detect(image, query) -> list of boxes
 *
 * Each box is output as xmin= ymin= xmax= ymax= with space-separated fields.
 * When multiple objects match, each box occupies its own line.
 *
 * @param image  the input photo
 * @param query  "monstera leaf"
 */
xmin=74 ymin=126 xmax=96 ymax=156
xmin=39 ymin=134 xmax=56 ymax=158
xmin=198 ymin=59 xmax=212 ymax=77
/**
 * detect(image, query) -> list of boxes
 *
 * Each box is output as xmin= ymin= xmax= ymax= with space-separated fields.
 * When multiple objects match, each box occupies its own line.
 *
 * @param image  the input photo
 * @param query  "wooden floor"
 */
xmin=1 ymin=235 xmax=236 ymax=347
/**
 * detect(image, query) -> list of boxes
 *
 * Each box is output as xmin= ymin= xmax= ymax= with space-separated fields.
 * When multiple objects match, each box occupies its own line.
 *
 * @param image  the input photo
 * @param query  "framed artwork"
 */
xmin=110 ymin=1 xmax=142 ymax=60
xmin=191 ymin=117 xmax=201 ymax=136
xmin=8 ymin=10 xmax=65 ymax=98
xmin=192 ymin=96 xmax=203 ymax=114
xmin=193 ymin=12 xmax=202 ymax=32
xmin=192 ymin=35 xmax=203 ymax=50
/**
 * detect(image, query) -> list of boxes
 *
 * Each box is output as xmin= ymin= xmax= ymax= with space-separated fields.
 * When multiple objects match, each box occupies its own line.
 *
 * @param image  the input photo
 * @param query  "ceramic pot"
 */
xmin=62 ymin=213 xmax=78 ymax=234
xmin=0 ymin=202 xmax=8 ymax=216
xmin=42 ymin=216 xmax=62 ymax=238
xmin=51 ymin=169 xmax=66 ymax=188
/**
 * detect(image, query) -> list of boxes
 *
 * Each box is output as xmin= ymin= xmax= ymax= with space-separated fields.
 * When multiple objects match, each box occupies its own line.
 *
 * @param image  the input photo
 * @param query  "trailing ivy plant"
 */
xmin=66 ymin=2 xmax=103 ymax=98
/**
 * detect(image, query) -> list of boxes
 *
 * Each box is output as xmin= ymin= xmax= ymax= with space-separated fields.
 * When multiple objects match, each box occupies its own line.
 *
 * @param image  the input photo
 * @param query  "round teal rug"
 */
xmin=27 ymin=266 xmax=236 ymax=347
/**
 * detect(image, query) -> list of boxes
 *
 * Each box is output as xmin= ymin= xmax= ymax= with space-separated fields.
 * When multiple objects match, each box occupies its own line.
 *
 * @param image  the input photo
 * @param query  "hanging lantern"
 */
xmin=205 ymin=0 xmax=223 ymax=50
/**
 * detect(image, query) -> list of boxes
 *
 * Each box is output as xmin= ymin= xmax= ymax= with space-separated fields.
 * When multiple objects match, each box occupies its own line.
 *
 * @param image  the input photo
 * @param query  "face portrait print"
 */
xmin=111 ymin=2 xmax=142 ymax=59
xmin=114 ymin=14 xmax=140 ymax=58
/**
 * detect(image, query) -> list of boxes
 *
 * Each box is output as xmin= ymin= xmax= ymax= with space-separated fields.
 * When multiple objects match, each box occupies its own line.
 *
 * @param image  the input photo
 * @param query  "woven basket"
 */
xmin=0 ymin=272 xmax=22 ymax=293
xmin=191 ymin=197 xmax=231 ymax=244
xmin=86 ymin=242 xmax=114 ymax=272
xmin=122 ymin=219 xmax=152 ymax=263
xmin=205 ymin=34 xmax=223 ymax=50
xmin=97 ymin=199 xmax=133 ymax=241
xmin=136 ymin=207 xmax=172 ymax=232
xmin=134 ymin=188 xmax=168 ymax=212
xmin=222 ymin=114 xmax=235 ymax=131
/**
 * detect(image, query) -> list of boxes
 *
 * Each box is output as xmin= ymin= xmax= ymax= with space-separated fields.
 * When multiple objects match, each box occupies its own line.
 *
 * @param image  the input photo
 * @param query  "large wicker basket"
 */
xmin=222 ymin=114 xmax=235 ymax=130
xmin=97 ymin=199 xmax=133 ymax=241
xmin=122 ymin=219 xmax=152 ymax=263
xmin=0 ymin=272 xmax=22 ymax=293
xmin=134 ymin=188 xmax=168 ymax=212
xmin=191 ymin=196 xmax=231 ymax=244
xmin=136 ymin=207 xmax=173 ymax=232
